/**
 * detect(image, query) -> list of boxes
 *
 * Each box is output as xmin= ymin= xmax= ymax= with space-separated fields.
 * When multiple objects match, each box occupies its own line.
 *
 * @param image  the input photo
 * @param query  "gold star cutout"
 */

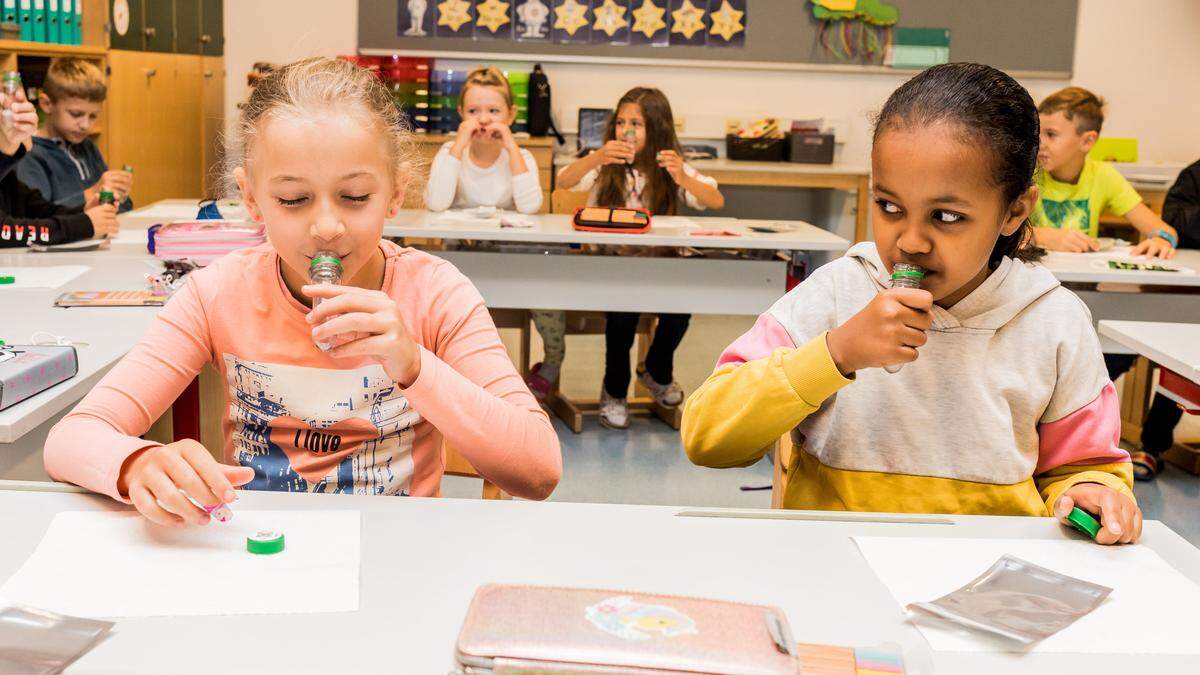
xmin=708 ymin=0 xmax=742 ymax=41
xmin=592 ymin=0 xmax=627 ymax=37
xmin=437 ymin=0 xmax=472 ymax=30
xmin=631 ymin=0 xmax=666 ymax=38
xmin=670 ymin=0 xmax=705 ymax=39
xmin=476 ymin=0 xmax=511 ymax=32
xmin=554 ymin=0 xmax=589 ymax=35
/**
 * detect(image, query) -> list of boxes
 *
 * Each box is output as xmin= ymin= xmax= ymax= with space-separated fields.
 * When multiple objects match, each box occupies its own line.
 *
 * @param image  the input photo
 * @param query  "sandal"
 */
xmin=1129 ymin=450 xmax=1160 ymax=482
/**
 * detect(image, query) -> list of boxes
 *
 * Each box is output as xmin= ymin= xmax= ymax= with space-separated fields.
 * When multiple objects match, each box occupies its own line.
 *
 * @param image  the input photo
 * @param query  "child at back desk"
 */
xmin=1032 ymin=86 xmax=1176 ymax=258
xmin=43 ymin=57 xmax=561 ymax=526
xmin=553 ymin=87 xmax=724 ymax=428
xmin=0 ymin=82 xmax=117 ymax=247
xmin=683 ymin=64 xmax=1140 ymax=545
xmin=17 ymin=58 xmax=134 ymax=213
xmin=423 ymin=66 xmax=542 ymax=214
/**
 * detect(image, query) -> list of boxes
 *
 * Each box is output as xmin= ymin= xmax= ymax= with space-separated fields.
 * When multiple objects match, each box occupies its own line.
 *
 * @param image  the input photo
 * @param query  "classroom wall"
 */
xmin=224 ymin=0 xmax=1200 ymax=171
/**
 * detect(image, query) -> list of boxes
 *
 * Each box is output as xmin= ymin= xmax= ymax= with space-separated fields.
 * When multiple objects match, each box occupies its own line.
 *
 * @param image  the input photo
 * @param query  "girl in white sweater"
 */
xmin=424 ymin=66 xmax=542 ymax=214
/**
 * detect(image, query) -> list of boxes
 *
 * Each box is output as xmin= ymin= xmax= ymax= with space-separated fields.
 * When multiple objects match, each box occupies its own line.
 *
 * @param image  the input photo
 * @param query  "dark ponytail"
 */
xmin=873 ymin=62 xmax=1044 ymax=268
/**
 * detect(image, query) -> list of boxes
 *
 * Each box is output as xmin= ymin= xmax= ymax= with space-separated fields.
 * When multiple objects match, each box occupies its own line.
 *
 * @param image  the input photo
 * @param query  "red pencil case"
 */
xmin=571 ymin=206 xmax=652 ymax=233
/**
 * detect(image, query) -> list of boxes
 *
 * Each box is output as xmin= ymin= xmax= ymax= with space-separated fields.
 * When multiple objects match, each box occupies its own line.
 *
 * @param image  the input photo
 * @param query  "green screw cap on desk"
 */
xmin=0 ymin=276 xmax=14 ymax=284
xmin=1067 ymin=507 xmax=1101 ymax=539
xmin=246 ymin=530 xmax=285 ymax=555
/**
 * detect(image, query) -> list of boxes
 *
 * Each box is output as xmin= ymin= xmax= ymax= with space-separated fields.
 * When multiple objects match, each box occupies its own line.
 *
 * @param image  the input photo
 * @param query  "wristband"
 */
xmin=1151 ymin=229 xmax=1178 ymax=248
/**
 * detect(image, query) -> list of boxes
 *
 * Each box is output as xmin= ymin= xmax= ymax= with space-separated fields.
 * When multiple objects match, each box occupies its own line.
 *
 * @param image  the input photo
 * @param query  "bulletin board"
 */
xmin=359 ymin=0 xmax=1077 ymax=76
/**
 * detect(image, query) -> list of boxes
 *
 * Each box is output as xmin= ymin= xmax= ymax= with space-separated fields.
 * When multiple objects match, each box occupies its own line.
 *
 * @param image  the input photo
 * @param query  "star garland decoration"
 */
xmin=592 ymin=0 xmax=628 ymax=37
xmin=554 ymin=0 xmax=590 ymax=36
xmin=476 ymin=0 xmax=511 ymax=32
xmin=708 ymin=0 xmax=743 ymax=41
xmin=670 ymin=0 xmax=705 ymax=40
xmin=630 ymin=0 xmax=666 ymax=39
xmin=437 ymin=0 xmax=473 ymax=31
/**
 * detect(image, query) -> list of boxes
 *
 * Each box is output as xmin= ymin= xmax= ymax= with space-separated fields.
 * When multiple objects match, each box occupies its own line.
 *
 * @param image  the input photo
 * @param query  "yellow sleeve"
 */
xmin=681 ymin=332 xmax=852 ymax=469
xmin=1036 ymin=462 xmax=1136 ymax=513
xmin=1100 ymin=163 xmax=1143 ymax=217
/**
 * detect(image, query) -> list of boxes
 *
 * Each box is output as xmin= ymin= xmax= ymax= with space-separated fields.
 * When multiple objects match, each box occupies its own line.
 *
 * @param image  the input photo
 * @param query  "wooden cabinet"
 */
xmin=107 ymin=0 xmax=223 ymax=54
xmin=200 ymin=55 xmax=224 ymax=197
xmin=107 ymin=50 xmax=220 ymax=203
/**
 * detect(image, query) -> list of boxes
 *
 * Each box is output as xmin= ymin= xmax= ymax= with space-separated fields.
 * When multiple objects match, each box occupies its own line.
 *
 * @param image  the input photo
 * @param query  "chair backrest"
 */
xmin=551 ymin=189 xmax=589 ymax=214
xmin=444 ymin=443 xmax=510 ymax=500
xmin=771 ymin=434 xmax=792 ymax=509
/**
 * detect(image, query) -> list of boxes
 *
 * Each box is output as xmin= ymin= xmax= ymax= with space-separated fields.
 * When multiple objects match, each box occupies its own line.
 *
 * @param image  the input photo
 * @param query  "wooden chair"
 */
xmin=543 ymin=311 xmax=683 ymax=434
xmin=771 ymin=433 xmax=792 ymax=509
xmin=444 ymin=443 xmax=510 ymax=500
xmin=551 ymin=188 xmax=589 ymax=215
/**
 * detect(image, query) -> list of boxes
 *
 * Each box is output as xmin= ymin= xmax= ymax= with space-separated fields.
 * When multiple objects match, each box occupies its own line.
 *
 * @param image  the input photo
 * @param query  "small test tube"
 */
xmin=1 ymin=72 xmax=21 ymax=128
xmin=99 ymin=190 xmax=115 ymax=206
xmin=309 ymin=251 xmax=343 ymax=351
xmin=883 ymin=262 xmax=925 ymax=374
xmin=624 ymin=127 xmax=637 ymax=165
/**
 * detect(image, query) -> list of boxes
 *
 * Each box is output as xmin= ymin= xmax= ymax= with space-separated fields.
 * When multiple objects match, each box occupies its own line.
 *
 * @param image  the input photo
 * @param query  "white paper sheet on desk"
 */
xmin=0 ymin=265 xmax=89 ymax=289
xmin=854 ymin=536 xmax=1200 ymax=654
xmin=432 ymin=209 xmax=502 ymax=227
xmin=0 ymin=510 xmax=360 ymax=618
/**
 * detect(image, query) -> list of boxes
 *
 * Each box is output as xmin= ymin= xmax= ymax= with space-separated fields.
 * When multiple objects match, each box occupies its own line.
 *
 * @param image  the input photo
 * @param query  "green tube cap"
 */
xmin=1067 ymin=507 xmax=1102 ymax=539
xmin=246 ymin=530 xmax=285 ymax=555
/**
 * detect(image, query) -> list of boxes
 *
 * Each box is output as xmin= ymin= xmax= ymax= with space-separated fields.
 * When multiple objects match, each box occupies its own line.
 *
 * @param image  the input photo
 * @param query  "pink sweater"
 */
xmin=44 ymin=240 xmax=561 ymax=500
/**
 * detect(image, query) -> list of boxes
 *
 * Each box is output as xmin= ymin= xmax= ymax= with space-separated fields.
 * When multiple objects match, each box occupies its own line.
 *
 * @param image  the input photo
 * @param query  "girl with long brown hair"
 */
xmin=554 ymin=87 xmax=724 ymax=429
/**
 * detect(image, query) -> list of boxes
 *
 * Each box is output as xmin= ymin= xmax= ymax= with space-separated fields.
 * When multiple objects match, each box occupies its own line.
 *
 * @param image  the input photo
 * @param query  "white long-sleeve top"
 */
xmin=424 ymin=142 xmax=543 ymax=214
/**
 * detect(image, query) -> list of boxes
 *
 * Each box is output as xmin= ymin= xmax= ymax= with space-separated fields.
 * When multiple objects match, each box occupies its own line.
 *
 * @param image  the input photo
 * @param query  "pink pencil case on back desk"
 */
xmin=152 ymin=220 xmax=265 ymax=266
xmin=454 ymin=584 xmax=799 ymax=674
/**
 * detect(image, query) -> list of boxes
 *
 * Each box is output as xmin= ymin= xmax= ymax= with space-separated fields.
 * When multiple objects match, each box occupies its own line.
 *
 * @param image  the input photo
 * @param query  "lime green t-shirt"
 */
xmin=1032 ymin=159 xmax=1143 ymax=238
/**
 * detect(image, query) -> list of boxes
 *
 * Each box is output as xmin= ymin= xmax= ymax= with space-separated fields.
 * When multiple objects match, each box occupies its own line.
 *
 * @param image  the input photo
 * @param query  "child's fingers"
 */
xmin=890 ymin=288 xmax=934 ymax=312
xmin=1052 ymin=494 xmax=1075 ymax=521
xmin=899 ymin=326 xmax=928 ymax=349
xmin=1134 ymin=507 xmax=1144 ymax=542
xmin=312 ymin=312 xmax=387 ymax=343
xmin=180 ymin=442 xmax=239 ymax=503
xmin=325 ymin=334 xmax=394 ymax=361
xmin=221 ymin=464 xmax=256 ymax=487
xmin=162 ymin=452 xmax=222 ymax=511
xmin=130 ymin=484 xmax=183 ymax=527
xmin=145 ymin=472 xmax=209 ymax=526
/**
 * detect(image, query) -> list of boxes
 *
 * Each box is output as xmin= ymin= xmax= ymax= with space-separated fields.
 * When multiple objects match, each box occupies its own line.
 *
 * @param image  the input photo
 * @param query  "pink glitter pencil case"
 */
xmin=454 ymin=584 xmax=799 ymax=674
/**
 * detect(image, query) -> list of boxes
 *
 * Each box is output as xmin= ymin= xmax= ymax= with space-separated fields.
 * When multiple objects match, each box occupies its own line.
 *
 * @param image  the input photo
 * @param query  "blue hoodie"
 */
xmin=16 ymin=135 xmax=132 ymax=212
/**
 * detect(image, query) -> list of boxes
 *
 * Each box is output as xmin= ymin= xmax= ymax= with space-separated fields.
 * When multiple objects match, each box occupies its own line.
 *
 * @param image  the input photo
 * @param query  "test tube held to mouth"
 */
xmin=1 ymin=72 xmax=21 ymax=128
xmin=623 ymin=128 xmax=637 ymax=165
xmin=309 ymin=251 xmax=343 ymax=351
xmin=884 ymin=262 xmax=926 ymax=374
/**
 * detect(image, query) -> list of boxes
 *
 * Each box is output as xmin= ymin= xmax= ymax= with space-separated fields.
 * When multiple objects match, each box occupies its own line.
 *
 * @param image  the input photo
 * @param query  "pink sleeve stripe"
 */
xmin=1036 ymin=382 xmax=1129 ymax=473
xmin=715 ymin=313 xmax=796 ymax=369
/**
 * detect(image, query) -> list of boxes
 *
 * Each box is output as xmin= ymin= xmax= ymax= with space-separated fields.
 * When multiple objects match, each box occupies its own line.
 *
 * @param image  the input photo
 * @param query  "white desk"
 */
xmin=3 ymin=487 xmax=1200 ymax=674
xmin=384 ymin=209 xmax=850 ymax=315
xmin=1099 ymin=321 xmax=1200 ymax=386
xmin=1040 ymin=249 xmax=1200 ymax=354
xmin=0 ymin=238 xmax=160 ymax=443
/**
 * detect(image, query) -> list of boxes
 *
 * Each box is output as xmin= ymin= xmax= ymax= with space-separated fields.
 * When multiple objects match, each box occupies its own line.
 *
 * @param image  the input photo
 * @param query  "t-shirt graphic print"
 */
xmin=224 ymin=354 xmax=420 ymax=495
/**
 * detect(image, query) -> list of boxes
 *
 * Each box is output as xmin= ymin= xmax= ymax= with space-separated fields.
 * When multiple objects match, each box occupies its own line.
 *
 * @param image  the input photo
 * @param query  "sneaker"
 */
xmin=599 ymin=389 xmax=629 ymax=429
xmin=1130 ymin=450 xmax=1161 ymax=482
xmin=524 ymin=362 xmax=554 ymax=402
xmin=638 ymin=370 xmax=684 ymax=408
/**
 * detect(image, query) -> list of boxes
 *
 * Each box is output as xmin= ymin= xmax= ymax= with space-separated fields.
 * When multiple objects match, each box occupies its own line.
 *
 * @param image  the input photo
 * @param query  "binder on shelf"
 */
xmin=71 ymin=0 xmax=78 ymax=43
xmin=31 ymin=0 xmax=45 ymax=41
xmin=59 ymin=0 xmax=71 ymax=44
xmin=18 ymin=0 xmax=31 ymax=40
xmin=2 ymin=0 xmax=17 ymax=29
xmin=46 ymin=0 xmax=57 ymax=42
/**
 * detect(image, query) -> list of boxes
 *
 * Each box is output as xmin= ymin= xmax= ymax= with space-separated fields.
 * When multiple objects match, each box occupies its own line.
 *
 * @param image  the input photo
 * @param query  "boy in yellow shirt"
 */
xmin=1033 ymin=87 xmax=1176 ymax=258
